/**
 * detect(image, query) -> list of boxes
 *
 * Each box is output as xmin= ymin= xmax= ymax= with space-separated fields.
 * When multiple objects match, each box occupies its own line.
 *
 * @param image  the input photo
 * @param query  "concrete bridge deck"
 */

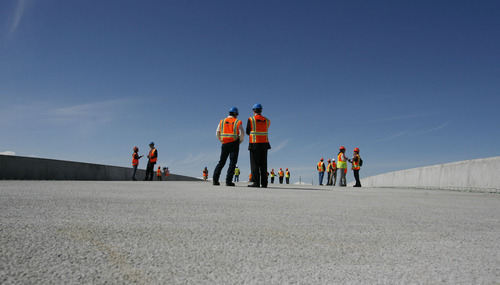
xmin=1 ymin=181 xmax=499 ymax=284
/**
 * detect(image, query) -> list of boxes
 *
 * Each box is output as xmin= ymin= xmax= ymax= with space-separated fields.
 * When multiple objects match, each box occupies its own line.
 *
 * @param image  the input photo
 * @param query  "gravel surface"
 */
xmin=1 ymin=181 xmax=499 ymax=284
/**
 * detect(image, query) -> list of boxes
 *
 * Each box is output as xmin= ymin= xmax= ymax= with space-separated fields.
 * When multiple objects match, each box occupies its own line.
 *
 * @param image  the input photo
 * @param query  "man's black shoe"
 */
xmin=247 ymin=184 xmax=260 ymax=188
xmin=213 ymin=181 xmax=220 ymax=186
xmin=226 ymin=182 xmax=235 ymax=186
xmin=261 ymin=185 xmax=267 ymax=188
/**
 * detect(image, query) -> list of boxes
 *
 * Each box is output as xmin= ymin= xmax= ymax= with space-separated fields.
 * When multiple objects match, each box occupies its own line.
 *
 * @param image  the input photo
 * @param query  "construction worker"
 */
xmin=203 ymin=167 xmax=208 ymax=181
xmin=165 ymin=167 xmax=170 ymax=181
xmin=234 ymin=166 xmax=240 ymax=182
xmin=350 ymin=147 xmax=362 ymax=187
xmin=328 ymin=159 xmax=337 ymax=186
xmin=317 ymin=158 xmax=326 ymax=185
xmin=157 ymin=166 xmax=162 ymax=181
xmin=213 ymin=107 xmax=244 ymax=186
xmin=285 ymin=168 xmax=290 ymax=184
xmin=246 ymin=103 xmax=271 ymax=188
xmin=279 ymin=168 xmax=284 ymax=184
xmin=326 ymin=159 xmax=332 ymax=185
xmin=130 ymin=146 xmax=143 ymax=181
xmin=144 ymin=142 xmax=158 ymax=181
xmin=337 ymin=146 xmax=348 ymax=186
xmin=270 ymin=169 xmax=275 ymax=184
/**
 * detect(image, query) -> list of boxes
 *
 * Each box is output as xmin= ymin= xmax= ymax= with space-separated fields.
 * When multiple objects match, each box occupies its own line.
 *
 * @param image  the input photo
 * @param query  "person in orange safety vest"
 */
xmin=279 ymin=168 xmax=284 ymax=184
xmin=337 ymin=146 xmax=348 ymax=186
xmin=246 ymin=103 xmax=271 ymax=188
xmin=144 ymin=142 xmax=158 ymax=181
xmin=157 ymin=166 xmax=162 ymax=181
xmin=130 ymin=146 xmax=143 ymax=181
xmin=328 ymin=159 xmax=337 ymax=186
xmin=213 ymin=107 xmax=244 ymax=186
xmin=349 ymin=147 xmax=362 ymax=187
xmin=317 ymin=158 xmax=326 ymax=185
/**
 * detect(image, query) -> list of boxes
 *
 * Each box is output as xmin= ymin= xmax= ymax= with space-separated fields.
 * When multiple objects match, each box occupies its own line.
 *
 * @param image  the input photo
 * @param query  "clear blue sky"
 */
xmin=1 ymin=0 xmax=499 ymax=184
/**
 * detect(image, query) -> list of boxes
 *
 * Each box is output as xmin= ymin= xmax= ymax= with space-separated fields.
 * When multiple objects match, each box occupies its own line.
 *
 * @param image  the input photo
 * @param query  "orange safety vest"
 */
xmin=331 ymin=161 xmax=337 ymax=170
xmin=337 ymin=153 xmax=347 ymax=169
xmin=249 ymin=114 xmax=270 ymax=143
xmin=157 ymin=168 xmax=161 ymax=176
xmin=270 ymin=171 xmax=275 ymax=177
xmin=132 ymin=153 xmax=139 ymax=166
xmin=317 ymin=161 xmax=325 ymax=172
xmin=219 ymin=117 xmax=241 ymax=144
xmin=203 ymin=170 xmax=208 ymax=177
xmin=149 ymin=148 xmax=157 ymax=163
xmin=352 ymin=154 xmax=361 ymax=170
xmin=286 ymin=171 xmax=290 ymax=178
xmin=279 ymin=171 xmax=284 ymax=177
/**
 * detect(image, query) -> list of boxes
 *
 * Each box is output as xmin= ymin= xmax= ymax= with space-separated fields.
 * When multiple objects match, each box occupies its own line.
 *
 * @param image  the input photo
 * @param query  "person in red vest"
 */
xmin=213 ymin=107 xmax=244 ymax=186
xmin=144 ymin=142 xmax=158 ymax=181
xmin=328 ymin=159 xmax=337 ymax=186
xmin=317 ymin=158 xmax=326 ymax=185
xmin=156 ymin=166 xmax=162 ymax=181
xmin=164 ymin=167 xmax=170 ymax=181
xmin=246 ymin=103 xmax=271 ymax=188
xmin=130 ymin=146 xmax=143 ymax=181
xmin=203 ymin=167 xmax=209 ymax=181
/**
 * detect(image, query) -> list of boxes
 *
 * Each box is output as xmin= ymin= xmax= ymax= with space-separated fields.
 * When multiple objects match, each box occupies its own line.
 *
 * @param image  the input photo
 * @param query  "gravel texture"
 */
xmin=1 ymin=180 xmax=499 ymax=284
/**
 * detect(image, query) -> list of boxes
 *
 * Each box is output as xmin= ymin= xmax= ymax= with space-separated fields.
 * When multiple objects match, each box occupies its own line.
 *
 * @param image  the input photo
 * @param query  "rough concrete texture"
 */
xmin=1 ymin=181 xmax=499 ymax=284
xmin=359 ymin=156 xmax=500 ymax=192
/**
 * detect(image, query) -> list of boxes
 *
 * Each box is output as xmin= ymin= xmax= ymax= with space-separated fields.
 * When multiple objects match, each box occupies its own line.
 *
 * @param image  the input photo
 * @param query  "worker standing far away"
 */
xmin=157 ymin=166 xmax=162 ymax=181
xmin=279 ymin=168 xmax=284 ymax=184
xmin=326 ymin=159 xmax=332 ymax=185
xmin=234 ymin=166 xmax=240 ymax=182
xmin=350 ymin=147 xmax=362 ymax=187
xmin=144 ymin=142 xmax=158 ymax=181
xmin=203 ymin=167 xmax=208 ymax=181
xmin=285 ymin=168 xmax=290 ymax=184
xmin=246 ymin=103 xmax=271 ymax=188
xmin=328 ymin=159 xmax=337 ymax=186
xmin=317 ymin=158 xmax=326 ymax=185
xmin=130 ymin=147 xmax=143 ymax=181
xmin=270 ymin=169 xmax=275 ymax=184
xmin=213 ymin=107 xmax=244 ymax=186
xmin=337 ymin=146 xmax=348 ymax=186
xmin=164 ymin=167 xmax=170 ymax=181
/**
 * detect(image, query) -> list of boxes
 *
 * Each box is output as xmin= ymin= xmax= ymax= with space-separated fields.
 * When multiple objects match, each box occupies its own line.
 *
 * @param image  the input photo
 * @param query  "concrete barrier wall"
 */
xmin=0 ymin=155 xmax=201 ymax=181
xmin=359 ymin=156 xmax=500 ymax=193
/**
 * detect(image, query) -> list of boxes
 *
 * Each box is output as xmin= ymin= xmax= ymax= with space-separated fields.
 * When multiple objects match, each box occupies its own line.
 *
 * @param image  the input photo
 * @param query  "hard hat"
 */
xmin=286 ymin=168 xmax=288 ymax=170
xmin=133 ymin=146 xmax=138 ymax=151
xmin=149 ymin=141 xmax=155 ymax=145
xmin=229 ymin=107 xmax=239 ymax=114
xmin=328 ymin=159 xmax=331 ymax=162
xmin=252 ymin=103 xmax=263 ymax=110
xmin=339 ymin=146 xmax=345 ymax=150
xmin=354 ymin=147 xmax=360 ymax=152
xmin=320 ymin=158 xmax=324 ymax=161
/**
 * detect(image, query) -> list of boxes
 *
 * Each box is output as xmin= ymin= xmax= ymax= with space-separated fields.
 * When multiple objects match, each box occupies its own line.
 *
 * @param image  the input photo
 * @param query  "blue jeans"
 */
xmin=130 ymin=165 xmax=138 ymax=180
xmin=319 ymin=171 xmax=324 ymax=185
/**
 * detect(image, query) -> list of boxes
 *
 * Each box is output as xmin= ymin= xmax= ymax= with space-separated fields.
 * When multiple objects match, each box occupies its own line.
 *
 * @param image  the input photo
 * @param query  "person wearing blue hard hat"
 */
xmin=213 ymin=107 xmax=244 ymax=186
xmin=144 ymin=141 xmax=158 ymax=181
xmin=246 ymin=103 xmax=271 ymax=188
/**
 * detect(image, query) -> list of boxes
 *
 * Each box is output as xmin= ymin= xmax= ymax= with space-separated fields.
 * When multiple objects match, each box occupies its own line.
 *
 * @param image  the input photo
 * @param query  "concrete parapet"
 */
xmin=359 ymin=156 xmax=500 ymax=193
xmin=0 ymin=155 xmax=200 ymax=181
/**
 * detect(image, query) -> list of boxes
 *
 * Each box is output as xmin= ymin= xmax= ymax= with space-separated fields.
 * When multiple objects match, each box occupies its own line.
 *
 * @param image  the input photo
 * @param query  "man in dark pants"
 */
xmin=246 ymin=103 xmax=271 ymax=188
xmin=350 ymin=147 xmax=362 ymax=187
xmin=213 ymin=107 xmax=244 ymax=186
xmin=144 ymin=142 xmax=158 ymax=181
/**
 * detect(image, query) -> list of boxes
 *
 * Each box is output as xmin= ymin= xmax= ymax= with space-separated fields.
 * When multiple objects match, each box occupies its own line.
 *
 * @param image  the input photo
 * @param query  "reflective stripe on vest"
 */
xmin=286 ymin=171 xmax=290 ymax=178
xmin=352 ymin=154 xmax=361 ymax=170
xmin=337 ymin=153 xmax=347 ymax=169
xmin=157 ymin=168 xmax=161 ymax=176
xmin=149 ymin=148 xmax=157 ymax=163
xmin=249 ymin=115 xmax=270 ymax=143
xmin=317 ymin=162 xmax=325 ymax=172
xmin=270 ymin=172 xmax=275 ymax=177
xmin=220 ymin=117 xmax=241 ymax=144
xmin=132 ymin=153 xmax=139 ymax=166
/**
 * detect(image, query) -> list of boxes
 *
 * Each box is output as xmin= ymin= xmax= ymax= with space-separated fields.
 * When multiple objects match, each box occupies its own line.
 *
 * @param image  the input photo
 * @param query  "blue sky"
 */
xmin=1 ymin=0 xmax=499 ymax=184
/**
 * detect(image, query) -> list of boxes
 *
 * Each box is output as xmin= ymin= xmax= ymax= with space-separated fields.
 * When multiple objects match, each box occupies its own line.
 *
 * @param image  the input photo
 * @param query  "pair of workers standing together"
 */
xmin=213 ymin=103 xmax=271 ymax=187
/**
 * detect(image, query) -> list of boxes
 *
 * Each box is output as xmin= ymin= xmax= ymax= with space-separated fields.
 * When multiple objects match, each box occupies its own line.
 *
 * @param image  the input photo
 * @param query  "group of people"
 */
xmin=317 ymin=146 xmax=362 ymax=187
xmin=213 ymin=103 xmax=271 ymax=187
xmin=130 ymin=142 xmax=165 ymax=181
xmin=132 ymin=105 xmax=362 ymax=188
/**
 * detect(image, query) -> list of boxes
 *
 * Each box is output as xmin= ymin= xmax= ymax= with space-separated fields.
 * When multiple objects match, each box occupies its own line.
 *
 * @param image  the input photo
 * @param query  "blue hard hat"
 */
xmin=229 ymin=107 xmax=239 ymax=114
xmin=253 ymin=103 xmax=262 ymax=110
xmin=149 ymin=141 xmax=155 ymax=145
